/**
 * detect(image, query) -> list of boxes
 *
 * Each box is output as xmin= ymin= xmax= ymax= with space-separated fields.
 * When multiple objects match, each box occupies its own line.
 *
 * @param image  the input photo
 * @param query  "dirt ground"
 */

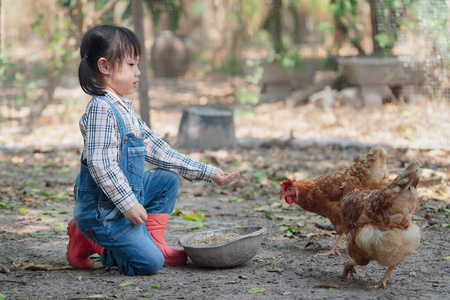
xmin=0 ymin=76 xmax=449 ymax=299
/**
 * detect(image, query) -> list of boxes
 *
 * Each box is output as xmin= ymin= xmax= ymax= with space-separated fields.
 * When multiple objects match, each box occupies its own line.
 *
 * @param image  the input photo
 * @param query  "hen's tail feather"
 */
xmin=391 ymin=159 xmax=422 ymax=190
xmin=369 ymin=144 xmax=387 ymax=160
xmin=350 ymin=144 xmax=389 ymax=189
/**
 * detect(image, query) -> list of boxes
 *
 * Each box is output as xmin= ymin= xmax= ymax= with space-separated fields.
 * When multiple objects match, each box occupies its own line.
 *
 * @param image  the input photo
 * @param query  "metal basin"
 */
xmin=178 ymin=226 xmax=267 ymax=268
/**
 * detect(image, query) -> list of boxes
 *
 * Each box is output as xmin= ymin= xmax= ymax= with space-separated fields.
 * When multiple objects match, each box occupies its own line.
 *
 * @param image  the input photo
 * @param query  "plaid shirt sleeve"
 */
xmin=84 ymin=99 xmax=139 ymax=213
xmin=137 ymin=116 xmax=217 ymax=183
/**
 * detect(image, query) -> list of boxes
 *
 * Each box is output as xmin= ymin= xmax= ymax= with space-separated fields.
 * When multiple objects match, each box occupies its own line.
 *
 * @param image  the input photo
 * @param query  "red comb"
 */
xmin=279 ymin=179 xmax=296 ymax=187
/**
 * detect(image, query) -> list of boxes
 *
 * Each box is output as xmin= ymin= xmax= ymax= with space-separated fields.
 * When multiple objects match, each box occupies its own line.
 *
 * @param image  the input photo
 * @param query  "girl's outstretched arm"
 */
xmin=212 ymin=169 xmax=240 ymax=186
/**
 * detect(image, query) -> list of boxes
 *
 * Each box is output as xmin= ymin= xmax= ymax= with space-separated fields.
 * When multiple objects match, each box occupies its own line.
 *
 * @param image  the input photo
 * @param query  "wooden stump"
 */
xmin=177 ymin=106 xmax=236 ymax=150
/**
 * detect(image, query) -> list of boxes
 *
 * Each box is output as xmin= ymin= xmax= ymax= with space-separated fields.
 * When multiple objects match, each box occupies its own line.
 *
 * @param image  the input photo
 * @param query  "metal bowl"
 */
xmin=178 ymin=226 xmax=267 ymax=268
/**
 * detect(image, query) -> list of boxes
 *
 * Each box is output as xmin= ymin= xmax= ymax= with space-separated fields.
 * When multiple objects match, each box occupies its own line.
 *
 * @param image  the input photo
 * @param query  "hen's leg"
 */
xmin=367 ymin=265 xmax=396 ymax=289
xmin=342 ymin=260 xmax=357 ymax=279
xmin=318 ymin=233 xmax=344 ymax=256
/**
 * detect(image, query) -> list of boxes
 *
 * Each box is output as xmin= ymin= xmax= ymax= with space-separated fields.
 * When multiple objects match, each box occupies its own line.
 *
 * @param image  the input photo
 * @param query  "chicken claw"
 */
xmin=317 ymin=233 xmax=344 ymax=256
xmin=366 ymin=265 xmax=397 ymax=289
xmin=366 ymin=281 xmax=387 ymax=289
xmin=342 ymin=260 xmax=357 ymax=279
xmin=317 ymin=248 xmax=341 ymax=256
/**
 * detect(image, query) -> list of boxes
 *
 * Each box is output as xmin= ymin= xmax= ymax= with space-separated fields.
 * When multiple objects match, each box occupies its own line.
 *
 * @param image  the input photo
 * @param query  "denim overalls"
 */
xmin=73 ymin=97 xmax=180 ymax=275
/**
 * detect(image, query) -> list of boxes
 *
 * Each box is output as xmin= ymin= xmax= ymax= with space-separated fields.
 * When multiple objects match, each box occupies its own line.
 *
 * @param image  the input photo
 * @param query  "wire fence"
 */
xmin=0 ymin=0 xmax=449 ymax=126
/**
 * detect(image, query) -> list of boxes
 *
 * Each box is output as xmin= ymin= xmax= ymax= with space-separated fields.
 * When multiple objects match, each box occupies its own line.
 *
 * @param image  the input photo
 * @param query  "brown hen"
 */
xmin=340 ymin=159 xmax=422 ymax=288
xmin=279 ymin=144 xmax=389 ymax=256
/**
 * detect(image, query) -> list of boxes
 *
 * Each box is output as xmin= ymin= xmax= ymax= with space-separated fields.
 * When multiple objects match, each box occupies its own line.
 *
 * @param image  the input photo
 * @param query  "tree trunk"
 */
xmin=261 ymin=0 xmax=283 ymax=53
xmin=368 ymin=0 xmax=382 ymax=55
xmin=0 ymin=0 xmax=5 ymax=51
xmin=132 ymin=0 xmax=151 ymax=128
xmin=202 ymin=0 xmax=227 ymax=66
xmin=271 ymin=0 xmax=283 ymax=52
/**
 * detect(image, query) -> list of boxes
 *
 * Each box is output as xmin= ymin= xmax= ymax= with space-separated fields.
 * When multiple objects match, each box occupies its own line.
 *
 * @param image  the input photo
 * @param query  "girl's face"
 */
xmin=103 ymin=55 xmax=141 ymax=97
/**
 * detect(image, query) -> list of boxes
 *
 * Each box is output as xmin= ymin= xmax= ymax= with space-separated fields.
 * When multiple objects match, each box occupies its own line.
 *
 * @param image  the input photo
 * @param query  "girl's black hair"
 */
xmin=78 ymin=25 xmax=141 ymax=96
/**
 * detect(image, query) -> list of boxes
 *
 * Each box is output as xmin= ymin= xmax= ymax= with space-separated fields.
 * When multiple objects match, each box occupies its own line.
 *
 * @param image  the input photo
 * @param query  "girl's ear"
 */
xmin=98 ymin=58 xmax=111 ymax=75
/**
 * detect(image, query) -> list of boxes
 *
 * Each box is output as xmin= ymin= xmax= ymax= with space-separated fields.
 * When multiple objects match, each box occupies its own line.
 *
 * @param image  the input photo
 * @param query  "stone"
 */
xmin=259 ymin=82 xmax=292 ymax=103
xmin=402 ymin=85 xmax=428 ymax=104
xmin=309 ymin=86 xmax=338 ymax=108
xmin=360 ymin=84 xmax=389 ymax=107
xmin=177 ymin=106 xmax=236 ymax=150
xmin=337 ymin=87 xmax=363 ymax=107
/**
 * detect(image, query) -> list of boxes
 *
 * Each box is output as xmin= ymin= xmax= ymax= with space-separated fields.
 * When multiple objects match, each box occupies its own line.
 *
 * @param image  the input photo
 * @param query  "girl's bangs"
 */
xmin=115 ymin=29 xmax=141 ymax=61
xmin=123 ymin=30 xmax=141 ymax=58
xmin=124 ymin=40 xmax=141 ymax=58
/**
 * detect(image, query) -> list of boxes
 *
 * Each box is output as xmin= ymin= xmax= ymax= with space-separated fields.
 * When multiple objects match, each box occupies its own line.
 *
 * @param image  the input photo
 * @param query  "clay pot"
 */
xmin=150 ymin=31 xmax=193 ymax=77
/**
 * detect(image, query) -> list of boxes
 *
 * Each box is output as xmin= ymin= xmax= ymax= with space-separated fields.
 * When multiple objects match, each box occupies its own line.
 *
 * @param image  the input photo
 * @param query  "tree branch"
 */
xmin=92 ymin=0 xmax=122 ymax=22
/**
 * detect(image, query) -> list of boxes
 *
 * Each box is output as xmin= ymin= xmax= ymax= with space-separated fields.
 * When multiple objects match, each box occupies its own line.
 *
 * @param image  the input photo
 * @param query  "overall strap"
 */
xmin=92 ymin=96 xmax=128 ymax=138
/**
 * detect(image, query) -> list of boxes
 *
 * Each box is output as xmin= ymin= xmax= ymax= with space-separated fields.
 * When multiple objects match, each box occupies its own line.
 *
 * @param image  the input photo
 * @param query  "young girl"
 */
xmin=66 ymin=25 xmax=239 ymax=276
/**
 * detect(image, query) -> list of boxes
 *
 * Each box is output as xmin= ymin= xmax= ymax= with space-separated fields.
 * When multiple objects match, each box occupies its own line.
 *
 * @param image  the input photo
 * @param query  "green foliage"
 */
xmin=370 ymin=0 xmax=414 ymax=56
xmin=31 ymin=13 xmax=79 ymax=78
xmin=330 ymin=0 xmax=416 ymax=56
xmin=53 ymin=222 xmax=67 ymax=231
xmin=216 ymin=57 xmax=242 ymax=75
xmin=267 ymin=47 xmax=302 ymax=71
xmin=0 ymin=197 xmax=20 ymax=210
xmin=145 ymin=0 xmax=185 ymax=32
xmin=236 ymin=85 xmax=261 ymax=105
xmin=0 ymin=44 xmax=30 ymax=107
xmin=29 ymin=230 xmax=56 ymax=238
xmin=260 ymin=0 xmax=306 ymax=69
xmin=244 ymin=60 xmax=264 ymax=84
xmin=186 ymin=222 xmax=203 ymax=230
xmin=2 ymin=9 xmax=78 ymax=121
xmin=233 ymin=108 xmax=254 ymax=119
xmin=181 ymin=210 xmax=205 ymax=230
xmin=236 ymin=59 xmax=263 ymax=105
xmin=374 ymin=32 xmax=395 ymax=49
xmin=329 ymin=0 xmax=362 ymax=53
xmin=247 ymin=287 xmax=266 ymax=294
xmin=26 ymin=180 xmax=38 ymax=187
xmin=318 ymin=21 xmax=334 ymax=36
xmin=119 ymin=280 xmax=135 ymax=287
xmin=410 ymin=0 xmax=449 ymax=80
xmin=330 ymin=0 xmax=359 ymax=26
xmin=279 ymin=225 xmax=301 ymax=237
xmin=50 ymin=191 xmax=69 ymax=201
xmin=182 ymin=211 xmax=205 ymax=222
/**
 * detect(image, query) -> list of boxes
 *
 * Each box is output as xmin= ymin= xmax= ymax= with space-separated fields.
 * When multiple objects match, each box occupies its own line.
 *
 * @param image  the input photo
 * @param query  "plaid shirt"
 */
xmin=79 ymin=91 xmax=216 ymax=213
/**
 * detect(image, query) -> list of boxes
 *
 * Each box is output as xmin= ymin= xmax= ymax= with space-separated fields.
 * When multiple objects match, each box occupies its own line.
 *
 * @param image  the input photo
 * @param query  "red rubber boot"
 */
xmin=66 ymin=219 xmax=104 ymax=269
xmin=145 ymin=213 xmax=187 ymax=266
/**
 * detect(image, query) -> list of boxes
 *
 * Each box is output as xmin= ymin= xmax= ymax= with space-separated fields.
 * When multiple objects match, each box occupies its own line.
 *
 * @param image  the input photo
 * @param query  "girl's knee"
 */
xmin=129 ymin=253 xmax=164 ymax=275
xmin=138 ymin=260 xmax=164 ymax=275
xmin=165 ymin=170 xmax=180 ymax=189
xmin=144 ymin=169 xmax=180 ymax=189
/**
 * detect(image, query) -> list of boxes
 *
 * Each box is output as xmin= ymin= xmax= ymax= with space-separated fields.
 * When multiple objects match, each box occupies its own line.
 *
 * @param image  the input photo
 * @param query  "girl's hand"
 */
xmin=212 ymin=168 xmax=240 ymax=186
xmin=123 ymin=203 xmax=148 ymax=225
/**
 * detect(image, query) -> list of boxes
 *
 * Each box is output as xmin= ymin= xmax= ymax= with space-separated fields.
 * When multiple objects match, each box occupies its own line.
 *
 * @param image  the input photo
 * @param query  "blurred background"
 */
xmin=1 ymin=0 xmax=449 ymax=150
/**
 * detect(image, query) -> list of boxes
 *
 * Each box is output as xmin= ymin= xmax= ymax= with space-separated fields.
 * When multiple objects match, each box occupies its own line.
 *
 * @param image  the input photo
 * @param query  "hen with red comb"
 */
xmin=279 ymin=179 xmax=297 ymax=204
xmin=278 ymin=144 xmax=389 ymax=256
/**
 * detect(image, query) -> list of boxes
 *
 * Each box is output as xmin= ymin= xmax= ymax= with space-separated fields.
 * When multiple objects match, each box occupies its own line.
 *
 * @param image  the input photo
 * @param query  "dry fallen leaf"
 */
xmin=24 ymin=262 xmax=72 ymax=271
xmin=267 ymin=268 xmax=284 ymax=272
xmin=66 ymin=295 xmax=109 ymax=299
xmin=313 ymin=282 xmax=339 ymax=289
xmin=227 ymin=280 xmax=241 ymax=284
xmin=13 ymin=258 xmax=23 ymax=268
